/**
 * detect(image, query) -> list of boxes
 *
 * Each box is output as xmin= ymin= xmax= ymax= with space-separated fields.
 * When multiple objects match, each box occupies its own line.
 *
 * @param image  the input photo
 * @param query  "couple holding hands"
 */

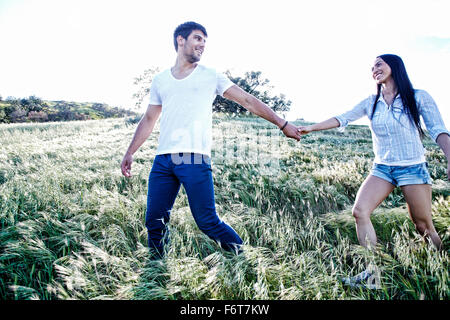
xmin=121 ymin=22 xmax=449 ymax=287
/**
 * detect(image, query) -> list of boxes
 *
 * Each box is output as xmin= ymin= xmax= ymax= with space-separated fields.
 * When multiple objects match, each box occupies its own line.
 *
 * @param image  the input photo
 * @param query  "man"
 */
xmin=121 ymin=21 xmax=301 ymax=257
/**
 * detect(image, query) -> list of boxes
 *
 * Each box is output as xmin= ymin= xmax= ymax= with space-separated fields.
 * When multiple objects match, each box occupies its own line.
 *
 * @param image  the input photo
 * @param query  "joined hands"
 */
xmin=280 ymin=124 xmax=315 ymax=141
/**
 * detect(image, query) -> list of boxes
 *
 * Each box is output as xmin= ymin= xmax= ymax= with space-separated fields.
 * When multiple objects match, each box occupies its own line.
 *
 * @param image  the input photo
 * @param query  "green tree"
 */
xmin=0 ymin=109 xmax=6 ymax=123
xmin=132 ymin=68 xmax=291 ymax=114
xmin=20 ymin=95 xmax=47 ymax=113
xmin=213 ymin=70 xmax=291 ymax=114
xmin=132 ymin=67 xmax=160 ymax=109
xmin=2 ymin=99 xmax=21 ymax=123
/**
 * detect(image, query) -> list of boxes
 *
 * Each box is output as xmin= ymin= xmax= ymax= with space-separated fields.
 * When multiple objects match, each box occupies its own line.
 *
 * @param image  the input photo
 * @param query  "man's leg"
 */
xmin=145 ymin=154 xmax=181 ymax=256
xmin=174 ymin=154 xmax=243 ymax=254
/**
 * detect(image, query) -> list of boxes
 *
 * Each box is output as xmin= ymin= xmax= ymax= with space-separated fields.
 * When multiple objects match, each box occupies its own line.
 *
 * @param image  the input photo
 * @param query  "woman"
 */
xmin=298 ymin=54 xmax=450 ymax=286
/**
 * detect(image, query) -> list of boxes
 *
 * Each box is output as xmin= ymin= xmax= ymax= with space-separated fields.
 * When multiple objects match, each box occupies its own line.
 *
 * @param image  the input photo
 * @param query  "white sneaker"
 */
xmin=341 ymin=269 xmax=381 ymax=290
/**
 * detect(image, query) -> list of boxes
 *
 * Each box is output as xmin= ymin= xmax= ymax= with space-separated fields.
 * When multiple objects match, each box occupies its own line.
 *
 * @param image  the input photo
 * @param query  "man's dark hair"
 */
xmin=173 ymin=21 xmax=207 ymax=51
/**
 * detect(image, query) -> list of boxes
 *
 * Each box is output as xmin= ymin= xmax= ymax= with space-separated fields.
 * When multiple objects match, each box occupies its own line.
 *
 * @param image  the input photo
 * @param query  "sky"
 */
xmin=1 ymin=0 xmax=449 ymax=125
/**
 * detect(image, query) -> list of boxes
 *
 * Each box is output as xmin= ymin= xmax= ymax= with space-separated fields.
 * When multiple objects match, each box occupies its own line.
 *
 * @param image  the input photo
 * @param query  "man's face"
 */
xmin=179 ymin=30 xmax=206 ymax=63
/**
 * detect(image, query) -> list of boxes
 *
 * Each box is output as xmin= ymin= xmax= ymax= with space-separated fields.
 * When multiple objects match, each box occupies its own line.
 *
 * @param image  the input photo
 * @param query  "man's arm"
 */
xmin=436 ymin=133 xmax=450 ymax=180
xmin=121 ymin=104 xmax=162 ymax=177
xmin=223 ymin=85 xmax=301 ymax=141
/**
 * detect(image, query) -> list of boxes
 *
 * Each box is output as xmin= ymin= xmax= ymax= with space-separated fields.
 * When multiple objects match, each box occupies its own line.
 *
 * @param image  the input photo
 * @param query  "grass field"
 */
xmin=0 ymin=115 xmax=449 ymax=300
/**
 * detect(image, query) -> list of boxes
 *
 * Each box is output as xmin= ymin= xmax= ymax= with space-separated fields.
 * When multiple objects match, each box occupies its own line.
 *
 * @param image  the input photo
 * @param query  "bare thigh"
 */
xmin=353 ymin=175 xmax=395 ymax=218
xmin=400 ymin=184 xmax=443 ymax=249
xmin=400 ymin=184 xmax=433 ymax=226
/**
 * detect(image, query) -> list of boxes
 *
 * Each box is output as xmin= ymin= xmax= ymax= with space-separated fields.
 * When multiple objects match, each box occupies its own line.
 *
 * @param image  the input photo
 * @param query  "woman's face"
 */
xmin=371 ymin=57 xmax=392 ymax=84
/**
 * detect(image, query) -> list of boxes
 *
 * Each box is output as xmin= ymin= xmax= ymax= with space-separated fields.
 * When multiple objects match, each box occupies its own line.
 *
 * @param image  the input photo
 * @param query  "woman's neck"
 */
xmin=381 ymin=78 xmax=398 ymax=97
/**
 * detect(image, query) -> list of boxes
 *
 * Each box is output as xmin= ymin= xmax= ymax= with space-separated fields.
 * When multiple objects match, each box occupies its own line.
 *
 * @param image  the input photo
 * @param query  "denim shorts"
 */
xmin=370 ymin=162 xmax=432 ymax=187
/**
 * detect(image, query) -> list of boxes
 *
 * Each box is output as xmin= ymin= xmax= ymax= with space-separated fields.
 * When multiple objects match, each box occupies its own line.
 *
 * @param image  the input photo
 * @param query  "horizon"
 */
xmin=1 ymin=0 xmax=449 ymax=126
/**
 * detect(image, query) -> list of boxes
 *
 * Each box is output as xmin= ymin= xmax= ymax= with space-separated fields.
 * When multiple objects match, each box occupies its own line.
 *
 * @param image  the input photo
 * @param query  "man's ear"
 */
xmin=177 ymin=35 xmax=185 ymax=50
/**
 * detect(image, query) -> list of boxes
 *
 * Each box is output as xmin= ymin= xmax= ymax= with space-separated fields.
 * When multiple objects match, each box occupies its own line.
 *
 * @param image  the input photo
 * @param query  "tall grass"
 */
xmin=0 ymin=117 xmax=448 ymax=300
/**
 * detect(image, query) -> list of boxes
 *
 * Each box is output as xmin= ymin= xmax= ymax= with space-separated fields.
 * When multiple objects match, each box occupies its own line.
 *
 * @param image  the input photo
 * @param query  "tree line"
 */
xmin=1 ymin=69 xmax=292 ymax=124
xmin=0 ymin=95 xmax=137 ymax=124
xmin=133 ymin=69 xmax=292 ymax=114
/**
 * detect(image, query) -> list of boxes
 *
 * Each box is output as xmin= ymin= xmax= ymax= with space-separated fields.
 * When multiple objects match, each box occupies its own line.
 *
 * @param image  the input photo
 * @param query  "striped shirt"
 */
xmin=335 ymin=89 xmax=450 ymax=166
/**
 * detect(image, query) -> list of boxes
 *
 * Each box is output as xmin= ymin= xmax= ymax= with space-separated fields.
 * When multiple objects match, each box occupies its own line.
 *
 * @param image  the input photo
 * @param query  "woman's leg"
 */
xmin=352 ymin=175 xmax=395 ymax=248
xmin=400 ymin=184 xmax=442 ymax=249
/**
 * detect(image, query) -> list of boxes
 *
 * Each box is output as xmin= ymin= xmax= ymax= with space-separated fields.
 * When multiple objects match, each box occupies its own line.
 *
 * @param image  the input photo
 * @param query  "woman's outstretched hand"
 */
xmin=297 ymin=125 xmax=314 ymax=136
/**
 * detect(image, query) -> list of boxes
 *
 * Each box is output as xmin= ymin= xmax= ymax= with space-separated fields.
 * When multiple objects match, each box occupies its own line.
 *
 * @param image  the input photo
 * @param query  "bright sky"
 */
xmin=1 ymin=0 xmax=449 ymax=125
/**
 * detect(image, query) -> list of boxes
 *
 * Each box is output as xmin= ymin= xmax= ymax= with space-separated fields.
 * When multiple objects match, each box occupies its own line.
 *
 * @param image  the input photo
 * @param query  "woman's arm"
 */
xmin=436 ymin=133 xmax=450 ymax=180
xmin=298 ymin=117 xmax=340 ymax=135
xmin=415 ymin=90 xmax=450 ymax=180
xmin=298 ymin=96 xmax=371 ymax=135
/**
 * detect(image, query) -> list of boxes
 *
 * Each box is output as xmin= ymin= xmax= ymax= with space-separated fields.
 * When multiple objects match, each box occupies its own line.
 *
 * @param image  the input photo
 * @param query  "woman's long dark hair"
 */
xmin=371 ymin=54 xmax=424 ymax=137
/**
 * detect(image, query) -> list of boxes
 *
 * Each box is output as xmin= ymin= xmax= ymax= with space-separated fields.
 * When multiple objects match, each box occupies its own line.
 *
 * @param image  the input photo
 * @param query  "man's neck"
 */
xmin=171 ymin=56 xmax=198 ymax=79
xmin=173 ymin=54 xmax=198 ymax=70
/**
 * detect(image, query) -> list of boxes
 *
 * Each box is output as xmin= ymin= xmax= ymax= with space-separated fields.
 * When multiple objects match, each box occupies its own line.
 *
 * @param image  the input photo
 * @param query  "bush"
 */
xmin=9 ymin=109 xmax=27 ymax=122
xmin=27 ymin=111 xmax=49 ymax=122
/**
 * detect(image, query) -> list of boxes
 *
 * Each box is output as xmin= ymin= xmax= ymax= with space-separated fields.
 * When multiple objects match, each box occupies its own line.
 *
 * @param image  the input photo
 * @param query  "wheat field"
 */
xmin=0 ymin=115 xmax=449 ymax=300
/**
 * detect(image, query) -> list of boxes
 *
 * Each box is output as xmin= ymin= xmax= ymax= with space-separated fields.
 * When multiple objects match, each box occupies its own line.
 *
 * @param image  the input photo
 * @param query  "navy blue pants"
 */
xmin=145 ymin=153 xmax=242 ymax=256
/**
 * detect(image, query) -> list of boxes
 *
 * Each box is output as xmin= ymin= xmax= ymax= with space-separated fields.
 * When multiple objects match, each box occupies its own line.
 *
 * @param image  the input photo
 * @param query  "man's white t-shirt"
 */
xmin=149 ymin=65 xmax=234 ymax=157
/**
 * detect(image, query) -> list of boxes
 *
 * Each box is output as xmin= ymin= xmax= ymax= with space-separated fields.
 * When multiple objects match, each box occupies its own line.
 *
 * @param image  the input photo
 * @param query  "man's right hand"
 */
xmin=282 ymin=122 xmax=302 ymax=141
xmin=121 ymin=152 xmax=133 ymax=177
